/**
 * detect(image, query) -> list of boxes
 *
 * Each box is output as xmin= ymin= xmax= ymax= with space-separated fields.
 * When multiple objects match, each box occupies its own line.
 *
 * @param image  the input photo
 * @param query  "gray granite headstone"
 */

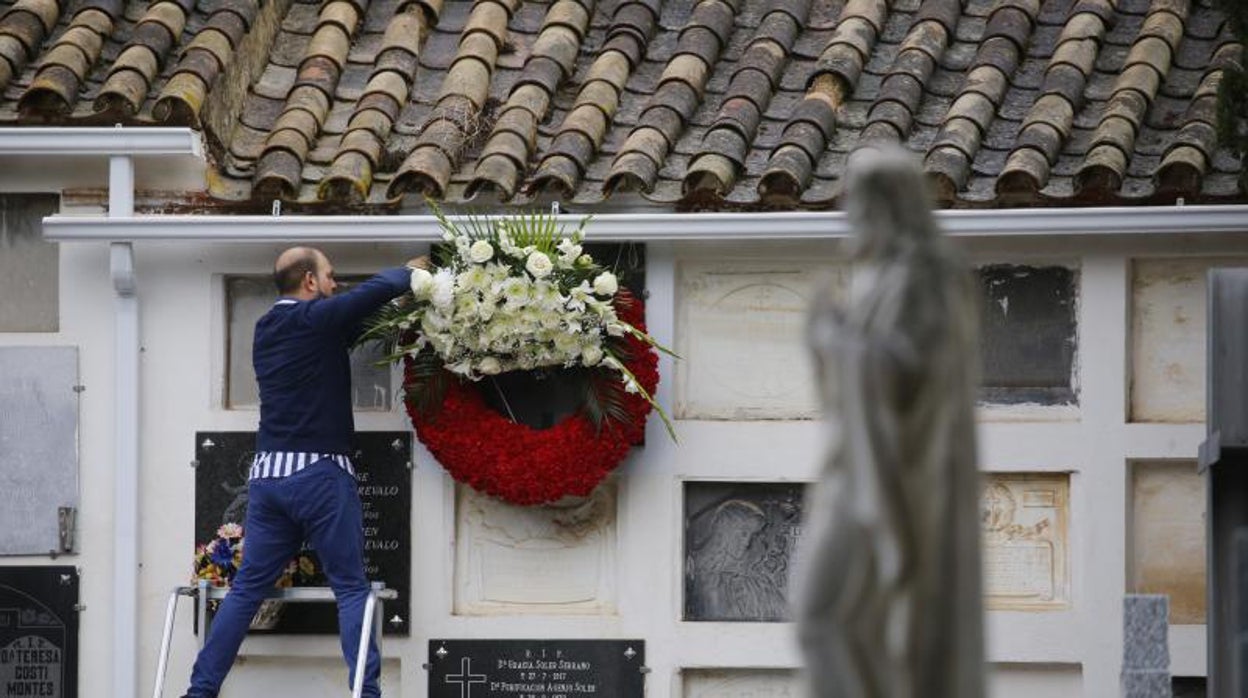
xmin=1122 ymin=594 xmax=1170 ymax=697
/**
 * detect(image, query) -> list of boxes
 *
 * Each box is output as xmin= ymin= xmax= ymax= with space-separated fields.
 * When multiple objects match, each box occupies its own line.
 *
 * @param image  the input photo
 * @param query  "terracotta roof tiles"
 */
xmin=0 ymin=0 xmax=1241 ymax=209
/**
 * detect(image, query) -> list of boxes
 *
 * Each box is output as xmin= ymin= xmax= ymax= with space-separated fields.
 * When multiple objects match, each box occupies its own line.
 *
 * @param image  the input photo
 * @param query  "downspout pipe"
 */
xmin=108 ymin=154 xmax=139 ymax=698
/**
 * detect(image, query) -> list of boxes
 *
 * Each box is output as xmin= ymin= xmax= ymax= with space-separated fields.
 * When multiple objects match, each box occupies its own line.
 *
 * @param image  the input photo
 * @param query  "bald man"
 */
xmin=183 ymin=247 xmax=425 ymax=698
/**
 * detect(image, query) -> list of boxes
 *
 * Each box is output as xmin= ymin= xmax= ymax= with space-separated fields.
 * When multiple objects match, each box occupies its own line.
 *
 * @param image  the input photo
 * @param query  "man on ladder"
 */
xmin=181 ymin=247 xmax=424 ymax=698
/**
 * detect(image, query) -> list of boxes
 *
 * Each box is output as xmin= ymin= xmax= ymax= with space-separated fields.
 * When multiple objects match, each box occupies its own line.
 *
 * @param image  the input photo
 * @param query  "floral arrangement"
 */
xmin=192 ymin=522 xmax=324 ymax=588
xmin=363 ymin=208 xmax=675 ymax=505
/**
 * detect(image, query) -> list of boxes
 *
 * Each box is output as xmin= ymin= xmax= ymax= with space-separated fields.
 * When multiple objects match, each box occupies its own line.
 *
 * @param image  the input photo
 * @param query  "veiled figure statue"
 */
xmin=794 ymin=145 xmax=985 ymax=698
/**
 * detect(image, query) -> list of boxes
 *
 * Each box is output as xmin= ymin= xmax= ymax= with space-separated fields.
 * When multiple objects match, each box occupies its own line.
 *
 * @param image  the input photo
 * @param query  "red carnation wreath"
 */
xmin=403 ymin=296 xmax=659 ymax=506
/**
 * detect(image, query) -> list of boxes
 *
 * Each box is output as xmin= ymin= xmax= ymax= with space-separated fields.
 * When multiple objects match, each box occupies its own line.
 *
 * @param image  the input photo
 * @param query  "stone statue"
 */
xmin=794 ymin=145 xmax=985 ymax=697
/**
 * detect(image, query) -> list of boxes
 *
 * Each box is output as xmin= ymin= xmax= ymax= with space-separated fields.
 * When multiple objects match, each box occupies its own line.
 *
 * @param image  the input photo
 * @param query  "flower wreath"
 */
xmin=362 ymin=207 xmax=674 ymax=506
xmin=404 ymin=293 xmax=658 ymax=505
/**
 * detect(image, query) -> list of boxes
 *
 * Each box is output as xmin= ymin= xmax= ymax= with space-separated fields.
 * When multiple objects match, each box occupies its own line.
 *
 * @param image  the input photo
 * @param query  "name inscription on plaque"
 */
xmin=428 ymin=640 xmax=644 ymax=698
xmin=194 ymin=431 xmax=412 ymax=634
xmin=0 ymin=567 xmax=78 ymax=698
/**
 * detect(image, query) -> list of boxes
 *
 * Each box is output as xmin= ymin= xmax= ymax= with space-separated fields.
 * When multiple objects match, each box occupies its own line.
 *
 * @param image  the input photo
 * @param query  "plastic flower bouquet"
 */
xmin=192 ymin=522 xmax=325 ymax=588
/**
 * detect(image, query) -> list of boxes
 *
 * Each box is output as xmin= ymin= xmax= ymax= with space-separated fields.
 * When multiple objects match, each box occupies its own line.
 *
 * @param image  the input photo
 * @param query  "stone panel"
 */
xmin=675 ymin=260 xmax=847 ymax=420
xmin=684 ymin=482 xmax=805 ymax=622
xmin=988 ymin=663 xmax=1083 ymax=697
xmin=0 ymin=347 xmax=79 ymax=555
xmin=454 ymin=483 xmax=617 ymax=615
xmin=1131 ymin=257 xmax=1248 ymax=423
xmin=682 ymin=669 xmax=800 ymax=697
xmin=981 ymin=473 xmax=1070 ymax=610
xmin=1131 ymin=460 xmax=1206 ymax=625
xmin=221 ymin=657 xmax=400 ymax=697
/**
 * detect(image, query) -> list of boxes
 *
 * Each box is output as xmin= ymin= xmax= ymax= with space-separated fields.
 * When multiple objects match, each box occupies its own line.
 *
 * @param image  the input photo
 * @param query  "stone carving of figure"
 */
xmin=794 ymin=145 xmax=985 ymax=697
xmin=689 ymin=499 xmax=790 ymax=621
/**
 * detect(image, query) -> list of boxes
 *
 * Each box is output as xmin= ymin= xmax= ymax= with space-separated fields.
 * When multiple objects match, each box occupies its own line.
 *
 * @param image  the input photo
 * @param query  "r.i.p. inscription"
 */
xmin=428 ymin=640 xmax=644 ymax=697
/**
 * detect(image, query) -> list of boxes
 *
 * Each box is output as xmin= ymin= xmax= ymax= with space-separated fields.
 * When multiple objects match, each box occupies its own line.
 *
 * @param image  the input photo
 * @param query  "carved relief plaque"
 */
xmin=1131 ymin=258 xmax=1248 ymax=422
xmin=980 ymin=473 xmax=1070 ymax=610
xmin=684 ymin=482 xmax=805 ymax=622
xmin=676 ymin=261 xmax=847 ymax=419
xmin=454 ymin=483 xmax=617 ymax=615
xmin=1131 ymin=460 xmax=1206 ymax=624
xmin=683 ymin=669 xmax=799 ymax=697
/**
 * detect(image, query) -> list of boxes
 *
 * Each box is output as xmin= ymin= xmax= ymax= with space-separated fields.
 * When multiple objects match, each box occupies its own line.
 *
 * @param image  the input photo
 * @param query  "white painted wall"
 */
xmin=3 ymin=204 xmax=1238 ymax=697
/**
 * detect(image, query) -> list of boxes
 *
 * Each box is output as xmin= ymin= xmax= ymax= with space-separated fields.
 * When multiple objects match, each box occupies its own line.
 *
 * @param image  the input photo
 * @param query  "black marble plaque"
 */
xmin=684 ymin=482 xmax=806 ymax=622
xmin=194 ymin=431 xmax=412 ymax=635
xmin=0 ymin=566 xmax=78 ymax=698
xmin=427 ymin=640 xmax=644 ymax=698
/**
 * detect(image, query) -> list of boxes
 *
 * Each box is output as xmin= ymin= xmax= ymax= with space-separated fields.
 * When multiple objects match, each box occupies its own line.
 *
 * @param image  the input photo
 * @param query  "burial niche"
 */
xmin=683 ymin=482 xmax=805 ymax=622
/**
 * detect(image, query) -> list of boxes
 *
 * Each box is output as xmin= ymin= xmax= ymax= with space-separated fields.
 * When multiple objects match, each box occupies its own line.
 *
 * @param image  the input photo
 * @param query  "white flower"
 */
xmin=592 ymin=271 xmax=618 ymax=296
xmin=581 ymin=344 xmax=603 ymax=366
xmin=477 ymin=356 xmax=502 ymax=375
xmin=526 ymin=252 xmax=554 ymax=278
xmin=409 ymin=267 xmax=434 ymax=300
xmin=556 ymin=239 xmax=583 ymax=267
xmin=217 ymin=522 xmax=243 ymax=539
xmin=576 ymin=254 xmax=594 ymax=268
xmin=431 ymin=269 xmax=455 ymax=309
xmin=446 ymin=359 xmax=474 ymax=377
xmin=469 ymin=240 xmax=494 ymax=263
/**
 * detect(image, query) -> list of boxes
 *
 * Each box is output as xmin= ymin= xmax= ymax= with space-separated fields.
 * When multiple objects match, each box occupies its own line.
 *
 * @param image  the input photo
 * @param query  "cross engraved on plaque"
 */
xmin=445 ymin=657 xmax=487 ymax=698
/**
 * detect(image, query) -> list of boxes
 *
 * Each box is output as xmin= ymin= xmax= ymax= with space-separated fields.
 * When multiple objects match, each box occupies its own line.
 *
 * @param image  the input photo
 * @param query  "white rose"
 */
xmin=576 ymin=254 xmax=594 ymax=268
xmin=431 ymin=269 xmax=455 ymax=309
xmin=526 ymin=252 xmax=554 ymax=278
xmin=409 ymin=267 xmax=433 ymax=299
xmin=469 ymin=240 xmax=494 ymax=263
xmin=581 ymin=344 xmax=603 ymax=366
xmin=477 ymin=357 xmax=502 ymax=375
xmin=592 ymin=272 xmax=618 ymax=296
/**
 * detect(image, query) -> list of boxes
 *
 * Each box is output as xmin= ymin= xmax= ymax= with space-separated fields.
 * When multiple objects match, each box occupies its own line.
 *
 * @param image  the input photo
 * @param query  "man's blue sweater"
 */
xmin=253 ymin=267 xmax=410 ymax=454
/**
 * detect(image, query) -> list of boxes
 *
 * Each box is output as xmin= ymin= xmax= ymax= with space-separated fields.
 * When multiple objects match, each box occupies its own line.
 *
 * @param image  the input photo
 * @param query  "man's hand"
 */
xmin=406 ymin=255 xmax=431 ymax=271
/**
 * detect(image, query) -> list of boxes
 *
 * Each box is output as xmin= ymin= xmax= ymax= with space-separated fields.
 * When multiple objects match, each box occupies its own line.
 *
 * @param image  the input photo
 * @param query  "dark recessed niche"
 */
xmin=976 ymin=264 xmax=1078 ymax=406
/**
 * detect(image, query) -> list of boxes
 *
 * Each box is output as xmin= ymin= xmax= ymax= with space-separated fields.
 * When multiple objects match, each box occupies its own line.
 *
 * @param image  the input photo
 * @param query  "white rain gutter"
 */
xmin=42 ymin=204 xmax=1248 ymax=242
xmin=1 ymin=127 xmax=202 ymax=698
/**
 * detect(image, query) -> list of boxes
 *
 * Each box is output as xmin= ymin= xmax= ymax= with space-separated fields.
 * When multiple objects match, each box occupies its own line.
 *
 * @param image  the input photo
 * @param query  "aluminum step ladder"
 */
xmin=152 ymin=580 xmax=398 ymax=698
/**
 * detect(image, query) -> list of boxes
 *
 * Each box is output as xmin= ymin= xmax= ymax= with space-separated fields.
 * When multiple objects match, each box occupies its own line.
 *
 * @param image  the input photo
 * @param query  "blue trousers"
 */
xmin=187 ymin=460 xmax=381 ymax=697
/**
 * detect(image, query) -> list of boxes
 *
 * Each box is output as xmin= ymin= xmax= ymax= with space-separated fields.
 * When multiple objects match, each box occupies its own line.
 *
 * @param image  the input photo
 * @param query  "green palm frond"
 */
xmin=582 ymin=368 xmax=631 ymax=433
xmin=402 ymin=349 xmax=452 ymax=417
xmin=357 ymin=295 xmax=415 ymax=354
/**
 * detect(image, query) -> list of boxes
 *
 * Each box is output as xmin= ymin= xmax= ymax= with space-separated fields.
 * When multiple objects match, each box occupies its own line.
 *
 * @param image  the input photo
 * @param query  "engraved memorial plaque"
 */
xmin=980 ymin=473 xmax=1070 ymax=610
xmin=0 ymin=567 xmax=78 ymax=698
xmin=194 ymin=432 xmax=411 ymax=634
xmin=454 ymin=484 xmax=616 ymax=615
xmin=0 ymin=347 xmax=79 ymax=556
xmin=684 ymin=482 xmax=806 ymax=622
xmin=677 ymin=261 xmax=846 ymax=419
xmin=427 ymin=640 xmax=644 ymax=697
